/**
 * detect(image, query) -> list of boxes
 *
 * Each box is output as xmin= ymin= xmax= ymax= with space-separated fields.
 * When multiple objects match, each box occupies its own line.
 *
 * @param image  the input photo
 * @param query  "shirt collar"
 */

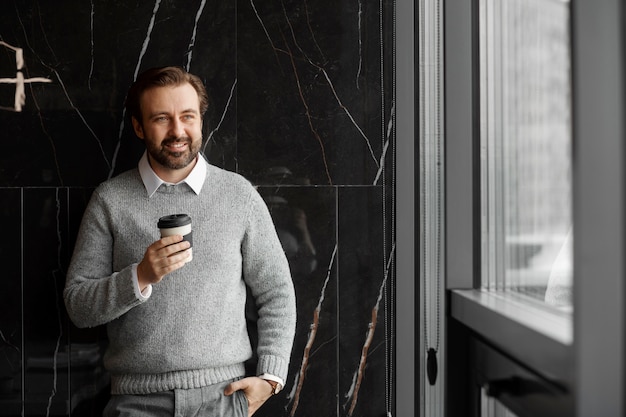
xmin=138 ymin=151 xmax=207 ymax=198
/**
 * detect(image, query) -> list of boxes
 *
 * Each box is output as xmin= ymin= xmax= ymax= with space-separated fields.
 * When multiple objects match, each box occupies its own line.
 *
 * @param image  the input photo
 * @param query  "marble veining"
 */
xmin=287 ymin=244 xmax=336 ymax=416
xmin=0 ymin=0 xmax=395 ymax=415
xmin=249 ymin=0 xmax=381 ymax=185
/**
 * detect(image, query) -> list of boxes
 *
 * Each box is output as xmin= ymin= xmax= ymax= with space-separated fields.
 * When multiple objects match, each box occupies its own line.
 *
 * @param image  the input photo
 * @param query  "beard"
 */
xmin=147 ymin=135 xmax=201 ymax=170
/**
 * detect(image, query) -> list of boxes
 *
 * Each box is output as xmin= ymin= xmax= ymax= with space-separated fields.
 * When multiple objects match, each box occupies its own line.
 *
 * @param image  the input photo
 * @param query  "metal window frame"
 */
xmin=572 ymin=0 xmax=626 ymax=414
xmin=396 ymin=0 xmax=417 ymax=416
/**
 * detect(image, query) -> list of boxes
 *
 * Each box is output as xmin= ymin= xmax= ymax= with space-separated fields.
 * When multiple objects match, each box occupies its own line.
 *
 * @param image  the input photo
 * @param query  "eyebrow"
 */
xmin=147 ymin=108 xmax=199 ymax=119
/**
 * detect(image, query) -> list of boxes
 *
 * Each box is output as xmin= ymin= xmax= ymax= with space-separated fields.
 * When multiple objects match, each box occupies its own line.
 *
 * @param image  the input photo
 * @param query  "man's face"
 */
xmin=132 ymin=84 xmax=203 ymax=175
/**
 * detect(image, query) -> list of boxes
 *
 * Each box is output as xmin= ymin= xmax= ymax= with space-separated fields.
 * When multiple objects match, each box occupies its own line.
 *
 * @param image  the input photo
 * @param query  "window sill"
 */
xmin=450 ymin=289 xmax=573 ymax=385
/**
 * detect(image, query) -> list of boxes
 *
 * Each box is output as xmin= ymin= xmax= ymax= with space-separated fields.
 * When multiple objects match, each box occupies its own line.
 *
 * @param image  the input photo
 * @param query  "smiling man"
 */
xmin=64 ymin=66 xmax=296 ymax=417
xmin=131 ymin=80 xmax=203 ymax=180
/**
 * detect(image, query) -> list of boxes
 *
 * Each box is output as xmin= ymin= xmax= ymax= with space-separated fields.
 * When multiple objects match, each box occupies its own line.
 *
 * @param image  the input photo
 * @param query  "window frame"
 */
xmin=445 ymin=0 xmax=626 ymax=415
xmin=395 ymin=0 xmax=417 ymax=416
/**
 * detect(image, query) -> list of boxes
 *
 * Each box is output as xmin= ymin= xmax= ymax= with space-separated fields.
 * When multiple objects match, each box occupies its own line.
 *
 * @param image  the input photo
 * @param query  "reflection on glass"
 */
xmin=479 ymin=0 xmax=573 ymax=309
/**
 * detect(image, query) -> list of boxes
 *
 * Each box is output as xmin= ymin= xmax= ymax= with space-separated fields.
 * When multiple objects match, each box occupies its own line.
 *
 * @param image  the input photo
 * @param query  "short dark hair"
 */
xmin=125 ymin=66 xmax=209 ymax=123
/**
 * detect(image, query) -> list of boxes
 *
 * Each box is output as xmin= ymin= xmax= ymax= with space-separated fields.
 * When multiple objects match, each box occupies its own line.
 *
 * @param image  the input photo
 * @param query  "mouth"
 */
xmin=163 ymin=140 xmax=190 ymax=153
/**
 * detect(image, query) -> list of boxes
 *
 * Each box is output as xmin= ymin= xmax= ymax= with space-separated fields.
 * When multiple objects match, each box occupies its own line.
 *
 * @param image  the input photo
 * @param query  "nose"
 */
xmin=170 ymin=118 xmax=185 ymax=138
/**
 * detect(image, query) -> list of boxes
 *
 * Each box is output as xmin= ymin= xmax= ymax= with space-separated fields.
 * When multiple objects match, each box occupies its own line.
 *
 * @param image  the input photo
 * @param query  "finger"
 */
xmin=145 ymin=244 xmax=190 ymax=268
xmin=143 ymin=236 xmax=183 ymax=260
xmin=166 ymin=248 xmax=192 ymax=265
xmin=224 ymin=381 xmax=241 ymax=396
xmin=158 ymin=234 xmax=185 ymax=247
xmin=155 ymin=250 xmax=190 ymax=271
xmin=142 ymin=247 xmax=189 ymax=279
xmin=148 ymin=235 xmax=184 ymax=252
xmin=160 ymin=241 xmax=191 ymax=258
xmin=225 ymin=378 xmax=253 ymax=395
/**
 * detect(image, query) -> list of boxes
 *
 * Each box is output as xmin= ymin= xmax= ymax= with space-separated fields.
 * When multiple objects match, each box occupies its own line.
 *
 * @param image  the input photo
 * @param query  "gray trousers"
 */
xmin=103 ymin=379 xmax=249 ymax=417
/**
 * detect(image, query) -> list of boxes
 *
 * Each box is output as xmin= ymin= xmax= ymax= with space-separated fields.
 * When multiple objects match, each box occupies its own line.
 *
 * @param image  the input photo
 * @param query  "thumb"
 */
xmin=224 ymin=379 xmax=247 ymax=396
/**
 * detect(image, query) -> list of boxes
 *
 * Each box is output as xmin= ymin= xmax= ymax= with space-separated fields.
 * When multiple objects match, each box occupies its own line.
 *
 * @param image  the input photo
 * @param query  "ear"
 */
xmin=131 ymin=117 xmax=145 ymax=139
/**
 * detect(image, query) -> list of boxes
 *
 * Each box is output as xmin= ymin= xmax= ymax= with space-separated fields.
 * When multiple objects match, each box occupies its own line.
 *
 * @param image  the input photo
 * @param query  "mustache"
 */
xmin=162 ymin=136 xmax=192 ymax=146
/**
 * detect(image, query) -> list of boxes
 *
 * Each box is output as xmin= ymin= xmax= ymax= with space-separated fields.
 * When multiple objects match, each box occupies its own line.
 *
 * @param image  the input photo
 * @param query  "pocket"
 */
xmin=235 ymin=390 xmax=250 ymax=417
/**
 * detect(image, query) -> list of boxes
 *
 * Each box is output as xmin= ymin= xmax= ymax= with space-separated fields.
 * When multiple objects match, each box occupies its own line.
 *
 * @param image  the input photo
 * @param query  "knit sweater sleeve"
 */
xmin=242 ymin=188 xmax=297 ymax=381
xmin=64 ymin=188 xmax=146 ymax=328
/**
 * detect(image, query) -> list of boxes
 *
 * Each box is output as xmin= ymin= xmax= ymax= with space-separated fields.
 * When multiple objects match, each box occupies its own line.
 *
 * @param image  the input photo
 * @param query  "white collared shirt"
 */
xmin=138 ymin=151 xmax=207 ymax=197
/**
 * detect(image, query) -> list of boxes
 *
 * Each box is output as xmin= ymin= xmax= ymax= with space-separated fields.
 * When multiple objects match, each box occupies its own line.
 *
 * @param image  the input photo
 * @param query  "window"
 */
xmin=446 ymin=0 xmax=626 ymax=415
xmin=479 ymin=0 xmax=573 ymax=309
xmin=447 ymin=0 xmax=575 ymax=415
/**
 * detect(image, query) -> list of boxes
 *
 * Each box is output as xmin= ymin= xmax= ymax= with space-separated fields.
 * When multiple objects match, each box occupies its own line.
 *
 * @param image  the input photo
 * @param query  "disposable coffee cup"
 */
xmin=158 ymin=214 xmax=193 ymax=262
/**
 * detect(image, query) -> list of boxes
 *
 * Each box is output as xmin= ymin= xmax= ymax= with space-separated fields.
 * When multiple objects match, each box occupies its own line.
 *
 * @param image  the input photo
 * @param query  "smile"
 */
xmin=165 ymin=142 xmax=189 ymax=151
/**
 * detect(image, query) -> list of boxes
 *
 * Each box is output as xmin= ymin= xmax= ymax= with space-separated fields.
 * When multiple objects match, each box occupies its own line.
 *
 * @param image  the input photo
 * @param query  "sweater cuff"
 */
xmin=257 ymin=355 xmax=289 ymax=382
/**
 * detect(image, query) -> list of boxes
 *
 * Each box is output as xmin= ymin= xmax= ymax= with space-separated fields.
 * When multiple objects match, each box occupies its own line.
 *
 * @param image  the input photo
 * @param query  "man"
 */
xmin=64 ymin=66 xmax=296 ymax=417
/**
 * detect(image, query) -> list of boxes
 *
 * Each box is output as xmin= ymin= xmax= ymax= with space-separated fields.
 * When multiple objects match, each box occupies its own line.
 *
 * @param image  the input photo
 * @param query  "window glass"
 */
xmin=479 ymin=0 xmax=572 ymax=309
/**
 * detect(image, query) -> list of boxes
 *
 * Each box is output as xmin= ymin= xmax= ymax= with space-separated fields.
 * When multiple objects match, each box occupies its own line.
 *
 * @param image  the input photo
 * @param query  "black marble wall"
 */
xmin=0 ymin=1 xmax=395 ymax=416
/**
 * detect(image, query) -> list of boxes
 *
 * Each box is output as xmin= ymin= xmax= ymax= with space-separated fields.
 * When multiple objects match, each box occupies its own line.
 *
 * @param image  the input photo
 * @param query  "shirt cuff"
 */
xmin=132 ymin=264 xmax=152 ymax=299
xmin=258 ymin=373 xmax=284 ymax=388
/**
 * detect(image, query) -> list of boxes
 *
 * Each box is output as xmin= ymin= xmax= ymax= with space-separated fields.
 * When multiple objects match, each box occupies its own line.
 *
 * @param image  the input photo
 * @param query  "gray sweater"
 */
xmin=64 ymin=161 xmax=296 ymax=395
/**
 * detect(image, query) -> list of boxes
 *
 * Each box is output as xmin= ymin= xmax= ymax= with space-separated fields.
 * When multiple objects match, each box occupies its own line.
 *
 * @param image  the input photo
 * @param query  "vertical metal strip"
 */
xmin=420 ymin=0 xmax=445 ymax=415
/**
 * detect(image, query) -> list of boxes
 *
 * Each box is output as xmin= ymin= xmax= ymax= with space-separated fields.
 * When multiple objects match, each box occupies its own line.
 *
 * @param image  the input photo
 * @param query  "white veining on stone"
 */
xmin=52 ymin=69 xmax=111 ymax=170
xmin=356 ymin=0 xmax=363 ymax=89
xmin=185 ymin=0 xmax=207 ymax=71
xmin=281 ymin=6 xmax=379 ymax=168
xmin=344 ymin=243 xmax=395 ymax=416
xmin=45 ymin=189 xmax=65 ymax=417
xmin=374 ymin=100 xmax=394 ymax=185
xmin=250 ymin=0 xmax=282 ymax=67
xmin=88 ymin=0 xmax=95 ymax=91
xmin=110 ymin=0 xmax=162 ymax=179
xmin=286 ymin=244 xmax=337 ymax=416
xmin=203 ymin=78 xmax=237 ymax=154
